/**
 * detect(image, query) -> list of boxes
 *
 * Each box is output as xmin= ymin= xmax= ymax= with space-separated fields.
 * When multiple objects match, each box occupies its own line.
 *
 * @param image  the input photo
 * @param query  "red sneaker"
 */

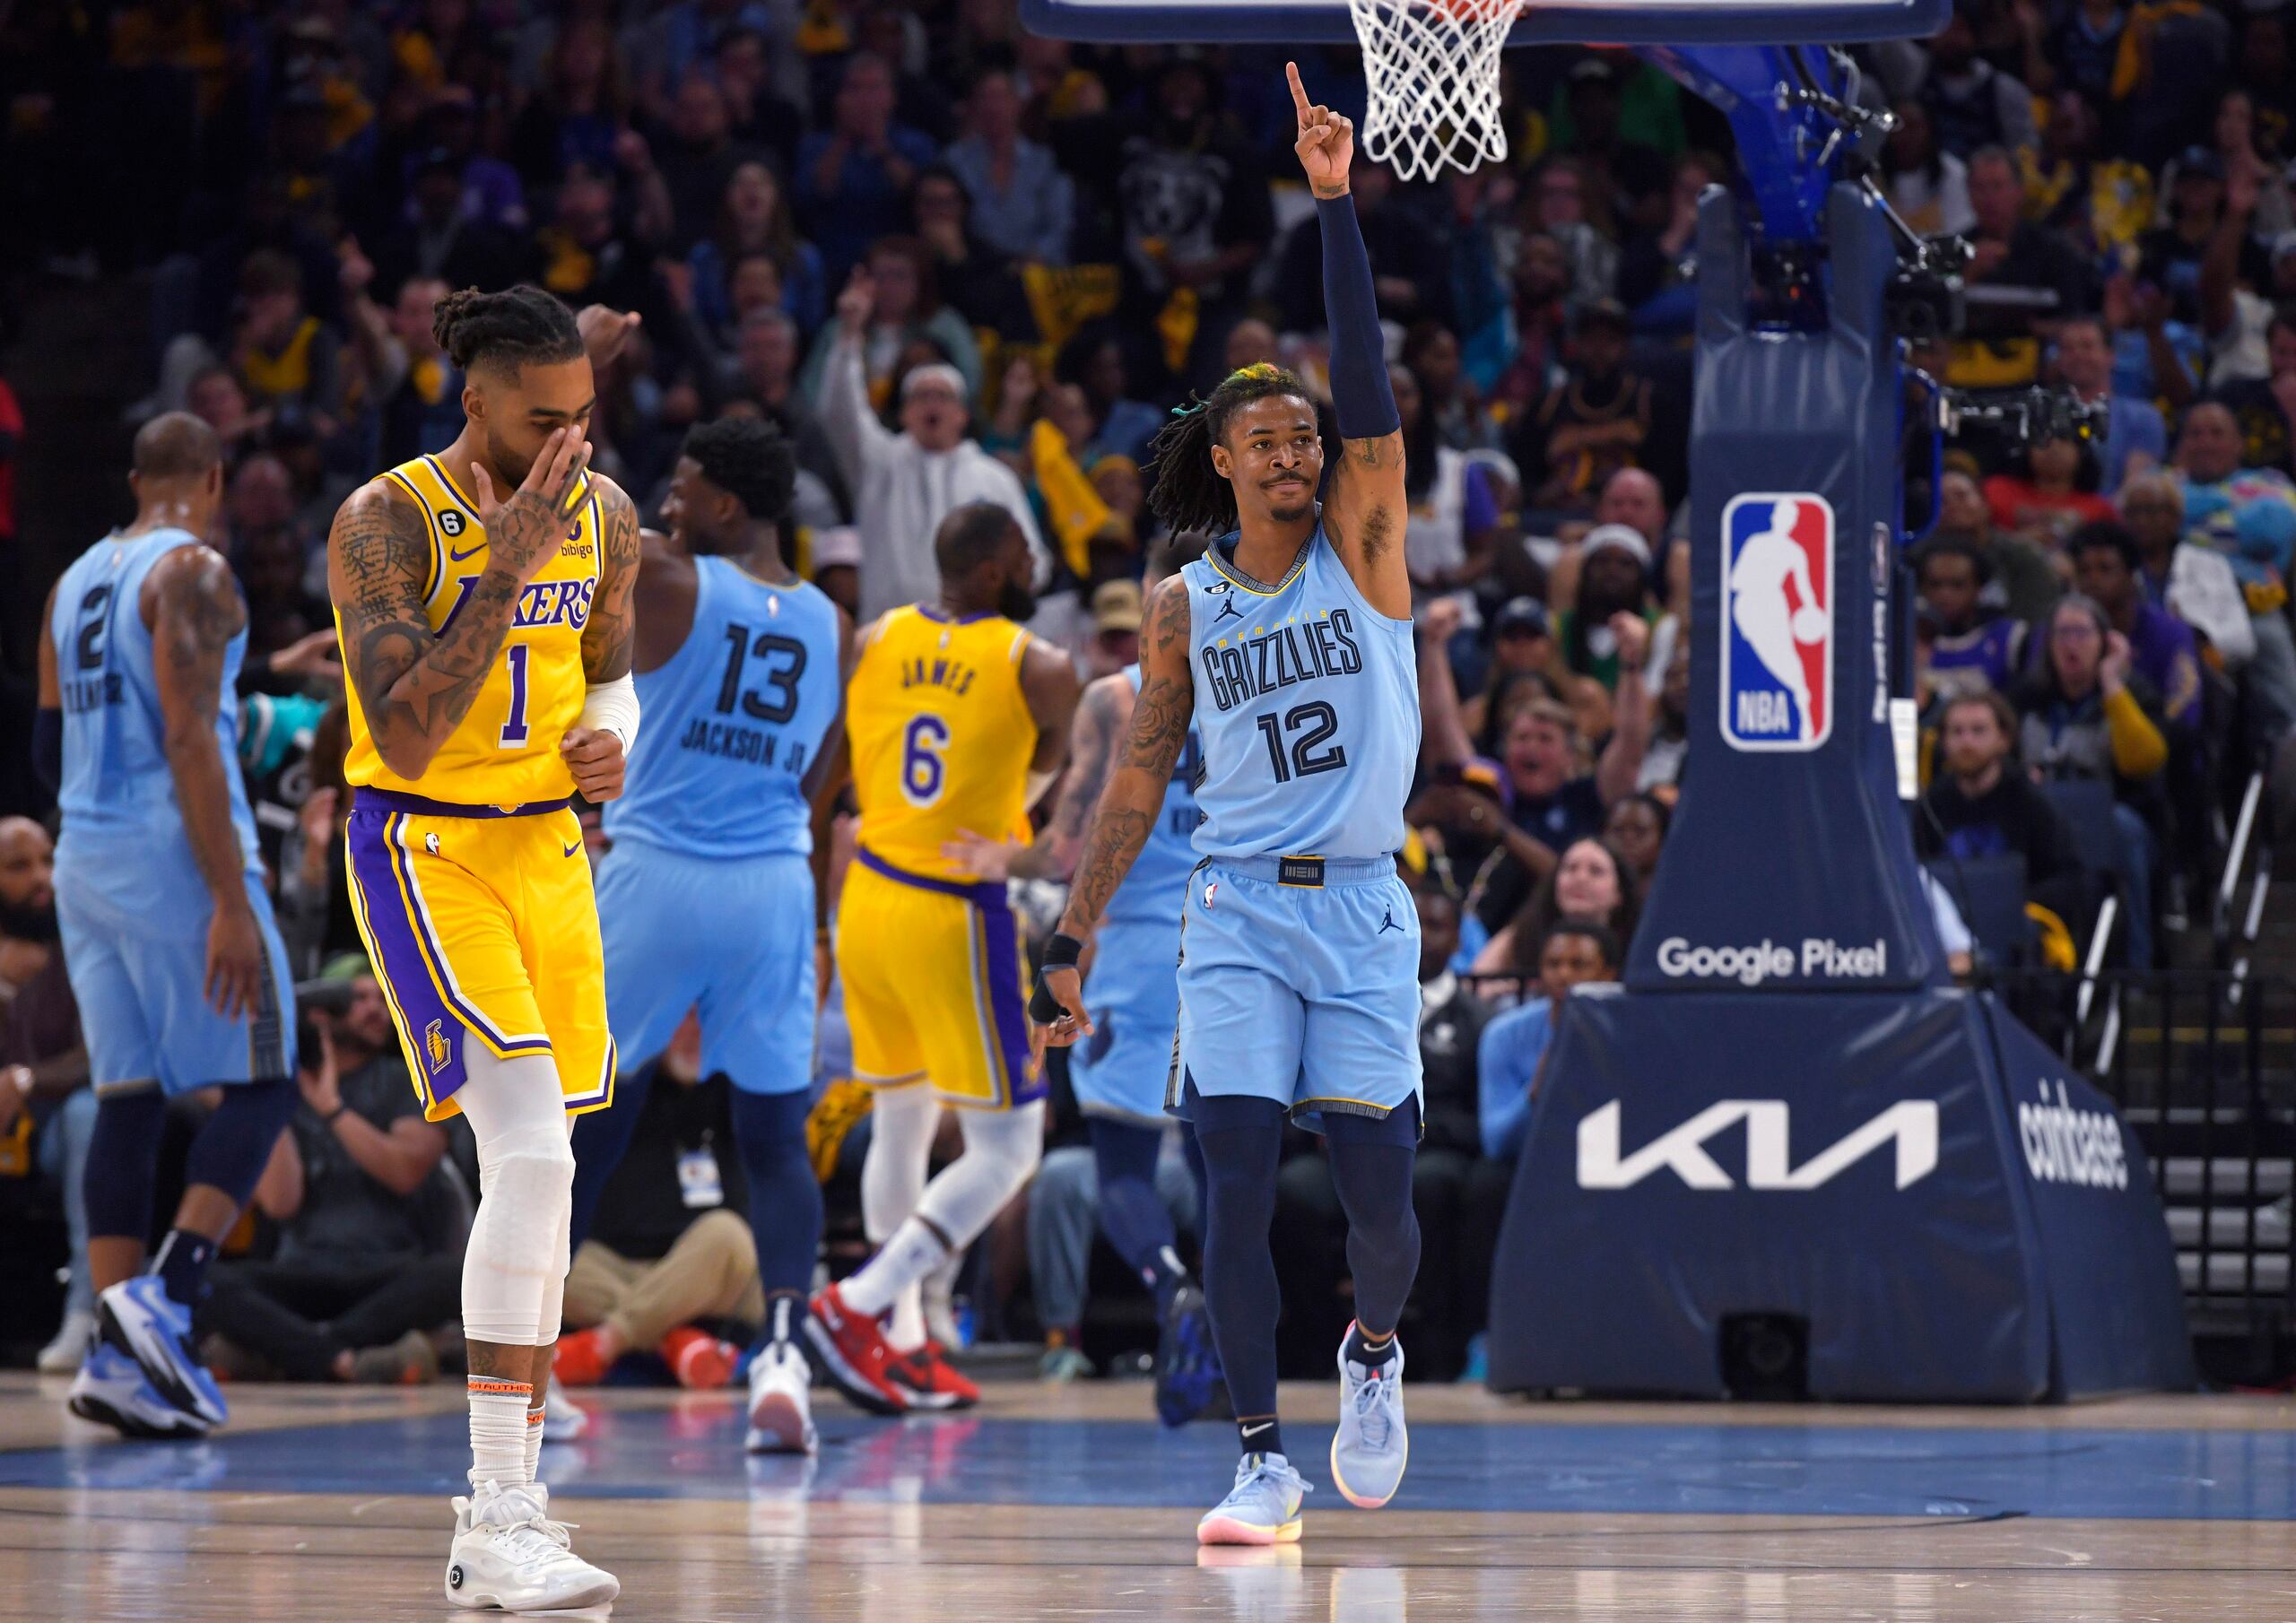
xmin=804 ymin=1285 xmax=909 ymax=1416
xmin=552 ymin=1328 xmax=615 ymax=1387
xmin=883 ymin=1341 xmax=980 ymax=1410
xmin=658 ymin=1326 xmax=738 ymax=1391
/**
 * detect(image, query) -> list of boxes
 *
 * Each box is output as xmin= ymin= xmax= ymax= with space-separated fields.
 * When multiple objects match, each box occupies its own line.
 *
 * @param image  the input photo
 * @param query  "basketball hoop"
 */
xmin=1346 ymin=0 xmax=1529 ymax=181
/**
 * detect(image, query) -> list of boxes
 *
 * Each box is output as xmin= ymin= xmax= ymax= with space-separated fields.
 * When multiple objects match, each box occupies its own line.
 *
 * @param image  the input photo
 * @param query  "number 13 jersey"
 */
xmin=1184 ymin=525 xmax=1419 ymax=862
xmin=847 ymin=604 xmax=1040 ymax=881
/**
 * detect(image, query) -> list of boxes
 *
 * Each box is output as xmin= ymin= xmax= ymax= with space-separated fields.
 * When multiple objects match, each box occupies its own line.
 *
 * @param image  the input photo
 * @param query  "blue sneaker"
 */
xmin=1197 ymin=1452 xmax=1309 ymax=1546
xmin=66 ymin=1341 xmax=207 ymax=1440
xmin=1329 ymin=1336 xmax=1408 ymax=1509
xmin=96 ymin=1276 xmax=226 ymax=1430
xmin=1154 ymin=1283 xmax=1223 ymax=1428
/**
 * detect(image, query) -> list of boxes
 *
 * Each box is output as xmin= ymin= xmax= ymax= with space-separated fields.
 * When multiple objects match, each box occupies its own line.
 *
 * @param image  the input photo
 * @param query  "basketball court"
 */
xmin=5 ymin=1374 xmax=2294 ymax=1619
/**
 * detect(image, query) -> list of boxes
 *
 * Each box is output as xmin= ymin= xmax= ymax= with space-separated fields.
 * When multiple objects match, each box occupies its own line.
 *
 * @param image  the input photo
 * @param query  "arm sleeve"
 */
xmin=1318 ymin=194 xmax=1400 ymax=439
xmin=2101 ymin=684 xmax=2169 ymax=777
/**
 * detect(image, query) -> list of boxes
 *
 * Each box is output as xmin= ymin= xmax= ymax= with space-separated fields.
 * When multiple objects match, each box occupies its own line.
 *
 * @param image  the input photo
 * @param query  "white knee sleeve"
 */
xmin=455 ymin=1051 xmax=574 ymax=1348
xmin=915 ymin=1100 xmax=1044 ymax=1248
xmin=862 ymin=1085 xmax=938 ymax=1245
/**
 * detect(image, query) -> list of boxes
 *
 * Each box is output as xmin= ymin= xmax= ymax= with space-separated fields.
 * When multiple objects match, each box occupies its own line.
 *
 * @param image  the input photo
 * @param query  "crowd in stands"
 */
xmin=6 ymin=0 xmax=2296 ymax=1384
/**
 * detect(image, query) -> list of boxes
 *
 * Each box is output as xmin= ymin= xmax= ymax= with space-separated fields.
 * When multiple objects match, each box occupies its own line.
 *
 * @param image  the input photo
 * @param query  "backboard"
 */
xmin=1020 ymin=0 xmax=1951 ymax=48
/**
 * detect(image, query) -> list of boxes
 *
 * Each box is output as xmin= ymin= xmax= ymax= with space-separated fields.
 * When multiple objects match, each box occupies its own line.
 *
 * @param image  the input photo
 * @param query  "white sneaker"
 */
xmin=38 ymin=1309 xmax=95 ymax=1375
xmin=444 ymin=1480 xmax=618 ymax=1612
xmin=746 ymin=1340 xmax=818 ymax=1454
xmin=543 ymin=1376 xmax=588 ymax=1443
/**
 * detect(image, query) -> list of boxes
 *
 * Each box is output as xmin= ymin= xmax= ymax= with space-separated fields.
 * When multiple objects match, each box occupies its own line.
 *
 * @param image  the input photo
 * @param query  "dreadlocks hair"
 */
xmin=1144 ymin=362 xmax=1337 ymax=537
xmin=683 ymin=416 xmax=797 ymax=525
xmin=432 ymin=284 xmax=585 ymax=377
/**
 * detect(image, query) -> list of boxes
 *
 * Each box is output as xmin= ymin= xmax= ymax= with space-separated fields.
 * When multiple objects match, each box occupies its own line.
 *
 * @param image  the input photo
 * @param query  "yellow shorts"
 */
xmin=344 ymin=791 xmax=613 ymax=1123
xmin=835 ymin=850 xmax=1040 ymax=1110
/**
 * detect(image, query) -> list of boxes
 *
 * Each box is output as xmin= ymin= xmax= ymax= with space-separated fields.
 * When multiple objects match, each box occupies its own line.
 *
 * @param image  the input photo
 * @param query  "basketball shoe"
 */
xmin=95 ymin=1275 xmax=226 ymax=1429
xmin=804 ymin=1283 xmax=909 ymax=1414
xmin=444 ymin=1480 xmax=618 ymax=1611
xmin=1196 ymin=1453 xmax=1309 ymax=1546
xmin=1154 ymin=1283 xmax=1222 ymax=1427
xmin=66 ymin=1341 xmax=207 ymax=1440
xmin=1329 ymin=1332 xmax=1408 ymax=1510
xmin=746 ymin=1339 xmax=817 ymax=1454
xmin=884 ymin=1340 xmax=978 ymax=1410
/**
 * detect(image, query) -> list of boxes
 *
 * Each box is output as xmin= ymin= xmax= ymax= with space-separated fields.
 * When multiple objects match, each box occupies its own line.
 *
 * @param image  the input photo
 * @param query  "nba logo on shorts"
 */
xmin=1719 ymin=493 xmax=1833 ymax=751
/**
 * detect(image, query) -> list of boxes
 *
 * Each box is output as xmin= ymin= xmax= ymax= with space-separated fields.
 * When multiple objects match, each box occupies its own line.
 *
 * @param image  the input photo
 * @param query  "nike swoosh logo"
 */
xmin=1240 ymin=1421 xmax=1274 ymax=1438
xmin=562 ymin=841 xmax=581 ymax=857
xmin=449 ymin=542 xmax=485 ymax=563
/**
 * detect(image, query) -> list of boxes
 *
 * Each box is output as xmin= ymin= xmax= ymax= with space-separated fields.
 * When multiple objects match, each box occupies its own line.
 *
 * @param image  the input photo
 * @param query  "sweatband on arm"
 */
xmin=1318 ymin=194 xmax=1400 ymax=440
xmin=579 ymin=672 xmax=641 ymax=753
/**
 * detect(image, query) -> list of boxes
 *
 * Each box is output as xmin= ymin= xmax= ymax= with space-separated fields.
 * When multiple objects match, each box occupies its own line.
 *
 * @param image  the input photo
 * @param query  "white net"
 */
xmin=1347 ymin=0 xmax=1530 ymax=181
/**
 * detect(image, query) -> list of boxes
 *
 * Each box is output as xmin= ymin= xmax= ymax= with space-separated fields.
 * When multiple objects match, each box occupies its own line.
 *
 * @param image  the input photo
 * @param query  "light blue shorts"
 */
xmin=55 ymin=839 xmax=295 ymax=1095
xmin=595 ymin=840 xmax=814 ymax=1096
xmin=1170 ymin=855 xmax=1422 ymax=1131
xmin=1069 ymin=915 xmax=1182 ymax=1126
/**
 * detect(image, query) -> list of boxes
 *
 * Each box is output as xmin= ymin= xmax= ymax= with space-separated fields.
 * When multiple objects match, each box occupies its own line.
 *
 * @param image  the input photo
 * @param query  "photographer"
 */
xmin=200 ymin=956 xmax=458 ymax=1384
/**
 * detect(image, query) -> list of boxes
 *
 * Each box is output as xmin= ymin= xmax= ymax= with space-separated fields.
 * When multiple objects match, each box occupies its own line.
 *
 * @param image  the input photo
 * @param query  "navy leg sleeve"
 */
xmin=729 ymin=1086 xmax=822 ymax=1309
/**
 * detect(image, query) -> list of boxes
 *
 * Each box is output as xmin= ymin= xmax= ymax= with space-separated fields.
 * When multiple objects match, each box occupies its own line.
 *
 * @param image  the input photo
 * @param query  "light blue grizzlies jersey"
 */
xmin=1183 ymin=525 xmax=1419 ymax=862
xmin=1102 ymin=664 xmax=1202 ymax=929
xmin=50 ymin=527 xmax=262 ymax=872
xmin=604 ymin=557 xmax=842 ymax=858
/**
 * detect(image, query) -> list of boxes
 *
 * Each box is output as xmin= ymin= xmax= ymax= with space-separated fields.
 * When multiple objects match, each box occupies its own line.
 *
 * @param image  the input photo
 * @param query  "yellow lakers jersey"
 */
xmin=339 ymin=453 xmax=601 ymax=806
xmin=848 ymin=605 xmax=1039 ymax=881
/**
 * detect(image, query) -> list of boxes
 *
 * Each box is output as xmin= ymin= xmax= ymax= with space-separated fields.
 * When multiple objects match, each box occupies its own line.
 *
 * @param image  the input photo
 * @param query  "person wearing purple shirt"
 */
xmin=796 ymin=54 xmax=940 ymax=283
xmin=2070 ymin=522 xmax=2204 ymax=730
xmin=1916 ymin=537 xmax=2028 ymax=704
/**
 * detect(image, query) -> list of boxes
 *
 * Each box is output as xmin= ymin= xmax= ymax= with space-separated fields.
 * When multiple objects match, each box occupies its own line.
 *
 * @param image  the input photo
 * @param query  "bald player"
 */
xmin=34 ymin=412 xmax=300 ymax=1440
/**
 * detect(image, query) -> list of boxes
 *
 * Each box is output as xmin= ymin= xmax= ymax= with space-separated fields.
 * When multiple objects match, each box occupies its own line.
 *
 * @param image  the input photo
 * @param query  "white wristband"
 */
xmin=579 ymin=672 xmax=641 ymax=755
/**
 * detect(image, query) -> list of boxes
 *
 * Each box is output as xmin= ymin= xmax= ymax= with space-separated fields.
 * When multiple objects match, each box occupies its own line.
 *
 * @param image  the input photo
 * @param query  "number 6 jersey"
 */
xmin=1184 ymin=525 xmax=1419 ymax=862
xmin=847 ymin=603 xmax=1041 ymax=881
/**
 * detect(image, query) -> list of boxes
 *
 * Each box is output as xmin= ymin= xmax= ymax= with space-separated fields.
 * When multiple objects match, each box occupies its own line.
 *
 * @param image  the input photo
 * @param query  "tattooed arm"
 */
xmin=945 ymin=671 xmax=1131 ymax=883
xmin=1036 ymin=577 xmax=1195 ymax=1044
xmin=146 ymin=545 xmax=264 ymax=1019
xmin=561 ymin=473 xmax=643 ymax=801
xmin=328 ymin=427 xmax=589 ymax=781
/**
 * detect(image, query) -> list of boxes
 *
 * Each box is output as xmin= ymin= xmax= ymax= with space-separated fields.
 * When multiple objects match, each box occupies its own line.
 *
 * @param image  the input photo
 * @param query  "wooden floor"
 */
xmin=5 ymin=1372 xmax=2296 ymax=1620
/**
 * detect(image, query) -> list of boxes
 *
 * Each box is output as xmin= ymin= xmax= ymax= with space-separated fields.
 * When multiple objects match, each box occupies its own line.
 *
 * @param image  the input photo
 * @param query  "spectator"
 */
xmin=2139 ymin=146 xmax=2260 ymax=330
xmin=1026 ymin=1129 xmax=1200 ymax=1381
xmin=2070 ymin=522 xmax=2205 ymax=731
xmin=2022 ymin=88 xmax=2152 ymax=266
xmin=1638 ymin=636 xmax=1692 ymax=794
xmin=1401 ymin=322 xmax=1490 ymax=452
xmin=728 ymin=308 xmax=844 ymax=506
xmin=655 ymin=71 xmax=769 ymax=254
xmin=223 ymin=250 xmax=344 ymax=435
xmin=1513 ymin=300 xmax=1651 ymax=514
xmin=1490 ymin=230 xmax=1574 ymax=418
xmin=819 ymin=270 xmax=1048 ymax=621
xmin=1910 ymin=6 xmax=2039 ymax=158
xmin=372 ymin=145 xmax=534 ymax=298
xmin=341 ymin=267 xmax=463 ymax=471
xmin=2012 ymin=594 xmax=2171 ymax=962
xmin=2055 ymin=315 xmax=2165 ymax=496
xmin=710 ymin=25 xmax=806 ymax=176
xmin=1273 ymin=160 xmax=1450 ymax=334
xmin=810 ymin=525 xmax=865 ymax=621
xmin=909 ymin=165 xmax=1037 ymax=343
xmin=2197 ymin=153 xmax=2285 ymax=386
xmin=1918 ymin=536 xmax=2030 ymax=703
xmin=1053 ymin=331 xmax=1165 ymax=467
xmin=1273 ymin=884 xmax=1492 ymax=1379
xmin=796 ymin=53 xmax=943 ymax=285
xmin=1553 ymin=525 xmax=1661 ymax=692
xmin=1085 ymin=579 xmax=1144 ymax=680
xmin=803 ymin=236 xmax=982 ymax=408
xmin=2160 ymin=91 xmax=2294 ymax=240
xmin=1474 ymin=835 xmax=1641 ymax=976
xmin=2174 ymin=400 xmax=2296 ymax=733
xmin=1602 ymin=792 xmax=1670 ymax=888
xmin=1884 ymin=98 xmax=1976 ymax=237
xmin=1474 ymin=916 xmax=1621 ymax=1164
xmin=204 ymin=957 xmax=457 ymax=1384
xmin=1521 ymin=156 xmax=1620 ymax=308
xmin=532 ymin=161 xmax=669 ymax=316
xmin=2212 ymin=301 xmax=2296 ymax=482
xmin=688 ymin=161 xmax=830 ymax=347
xmin=2118 ymin=471 xmax=2256 ymax=665
xmin=1936 ymin=468 xmax=2066 ymax=622
xmin=552 ymin=1025 xmax=761 ymax=1392
xmin=1915 ymin=690 xmax=2089 ymax=927
xmin=1396 ymin=361 xmax=1500 ymax=604
xmin=507 ymin=16 xmax=630 ymax=188
xmin=1984 ymin=430 xmax=2117 ymax=544
xmin=1959 ymin=146 xmax=2095 ymax=378
xmin=1459 ymin=597 xmax=1561 ymax=747
xmin=945 ymin=68 xmax=1074 ymax=265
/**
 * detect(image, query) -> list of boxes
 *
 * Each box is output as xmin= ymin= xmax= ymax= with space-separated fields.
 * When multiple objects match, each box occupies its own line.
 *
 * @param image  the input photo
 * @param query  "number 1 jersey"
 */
xmin=1184 ymin=526 xmax=1419 ymax=862
xmin=847 ymin=604 xmax=1040 ymax=881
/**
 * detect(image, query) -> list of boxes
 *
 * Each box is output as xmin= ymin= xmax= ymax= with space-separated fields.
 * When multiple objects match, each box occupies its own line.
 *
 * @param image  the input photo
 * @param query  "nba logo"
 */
xmin=424 ymin=1019 xmax=453 ymax=1075
xmin=1719 ymin=493 xmax=1833 ymax=751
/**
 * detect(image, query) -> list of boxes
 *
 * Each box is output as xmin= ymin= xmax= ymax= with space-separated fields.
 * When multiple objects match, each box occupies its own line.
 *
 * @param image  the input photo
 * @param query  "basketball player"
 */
xmin=806 ymin=500 xmax=1080 ymax=1414
xmin=944 ymin=534 xmax=1223 ymax=1428
xmin=33 ymin=413 xmax=299 ymax=1440
xmin=328 ymin=286 xmax=637 ymax=1610
xmin=1034 ymin=66 xmax=1422 ymax=1546
xmin=559 ymin=416 xmax=849 ymax=1455
xmin=1729 ymin=496 xmax=1823 ymax=729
